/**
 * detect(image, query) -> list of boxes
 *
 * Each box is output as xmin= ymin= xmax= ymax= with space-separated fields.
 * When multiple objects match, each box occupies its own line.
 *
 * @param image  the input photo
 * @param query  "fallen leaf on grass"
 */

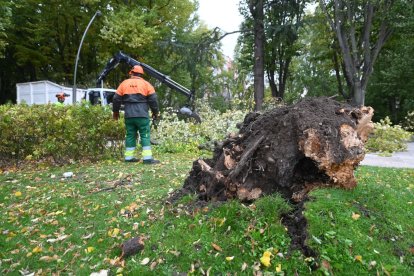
xmin=81 ymin=233 xmax=94 ymax=240
xmin=260 ymin=251 xmax=272 ymax=267
xmin=14 ymin=191 xmax=22 ymax=197
xmin=47 ymin=234 xmax=69 ymax=243
xmin=169 ymin=250 xmax=180 ymax=257
xmin=276 ymin=263 xmax=282 ymax=273
xmin=90 ymin=270 xmax=109 ymax=276
xmin=108 ymin=228 xmax=120 ymax=237
xmin=352 ymin=212 xmax=361 ymax=220
xmin=32 ymin=246 xmax=42 ymax=253
xmin=150 ymin=261 xmax=158 ymax=270
xmin=355 ymin=255 xmax=362 ymax=262
xmin=39 ymin=255 xmax=58 ymax=262
xmin=226 ymin=256 xmax=234 ymax=261
xmin=241 ymin=262 xmax=248 ymax=271
xmin=140 ymin=257 xmax=150 ymax=265
xmin=211 ymin=242 xmax=222 ymax=252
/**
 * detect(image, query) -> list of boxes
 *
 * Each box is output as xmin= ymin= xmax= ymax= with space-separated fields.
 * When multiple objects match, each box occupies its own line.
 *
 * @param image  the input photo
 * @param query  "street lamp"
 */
xmin=72 ymin=10 xmax=102 ymax=104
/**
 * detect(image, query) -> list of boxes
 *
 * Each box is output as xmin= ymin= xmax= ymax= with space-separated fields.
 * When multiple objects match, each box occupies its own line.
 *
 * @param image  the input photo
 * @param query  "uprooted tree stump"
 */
xmin=179 ymin=97 xmax=374 ymax=203
xmin=169 ymin=97 xmax=374 ymax=258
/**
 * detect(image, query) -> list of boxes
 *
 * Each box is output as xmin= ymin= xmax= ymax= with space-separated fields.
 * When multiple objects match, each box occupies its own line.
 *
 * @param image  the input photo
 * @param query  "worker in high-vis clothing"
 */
xmin=112 ymin=65 xmax=160 ymax=164
xmin=55 ymin=92 xmax=69 ymax=105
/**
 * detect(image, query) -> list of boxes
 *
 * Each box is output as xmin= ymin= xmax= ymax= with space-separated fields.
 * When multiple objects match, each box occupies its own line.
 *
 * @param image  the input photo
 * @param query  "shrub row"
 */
xmin=0 ymin=103 xmax=125 ymax=167
xmin=366 ymin=116 xmax=412 ymax=154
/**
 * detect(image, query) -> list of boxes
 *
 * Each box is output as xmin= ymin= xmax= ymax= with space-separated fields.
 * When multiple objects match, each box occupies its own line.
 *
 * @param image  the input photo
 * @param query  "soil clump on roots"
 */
xmin=170 ymin=97 xmax=374 ymax=257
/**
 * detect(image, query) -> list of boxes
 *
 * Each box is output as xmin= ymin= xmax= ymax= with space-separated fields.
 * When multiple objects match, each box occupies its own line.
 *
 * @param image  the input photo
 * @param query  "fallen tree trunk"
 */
xmin=180 ymin=97 xmax=374 ymax=202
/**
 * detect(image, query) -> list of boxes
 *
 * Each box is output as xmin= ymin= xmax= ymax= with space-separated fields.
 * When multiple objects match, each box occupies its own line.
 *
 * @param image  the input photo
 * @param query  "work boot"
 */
xmin=125 ymin=157 xmax=140 ymax=163
xmin=143 ymin=159 xmax=161 ymax=165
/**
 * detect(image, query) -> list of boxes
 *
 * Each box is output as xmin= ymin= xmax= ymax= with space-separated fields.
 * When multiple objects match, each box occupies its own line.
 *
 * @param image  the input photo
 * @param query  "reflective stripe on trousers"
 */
xmin=124 ymin=147 xmax=135 ymax=160
xmin=142 ymin=146 xmax=153 ymax=160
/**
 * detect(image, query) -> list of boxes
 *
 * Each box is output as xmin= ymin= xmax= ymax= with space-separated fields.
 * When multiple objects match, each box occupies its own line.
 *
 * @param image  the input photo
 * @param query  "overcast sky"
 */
xmin=197 ymin=0 xmax=243 ymax=59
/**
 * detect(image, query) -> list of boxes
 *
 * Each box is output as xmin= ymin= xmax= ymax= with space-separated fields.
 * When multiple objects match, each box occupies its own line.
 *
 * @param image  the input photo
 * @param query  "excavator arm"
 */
xmin=97 ymin=52 xmax=195 ymax=102
xmin=97 ymin=51 xmax=200 ymax=122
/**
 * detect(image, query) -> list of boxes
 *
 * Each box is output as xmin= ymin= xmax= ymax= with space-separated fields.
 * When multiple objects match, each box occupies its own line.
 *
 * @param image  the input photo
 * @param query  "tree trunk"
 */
xmin=175 ymin=97 xmax=374 ymax=203
xmin=268 ymin=69 xmax=278 ymax=98
xmin=319 ymin=0 xmax=393 ymax=107
xmin=351 ymin=81 xmax=365 ymax=106
xmin=250 ymin=0 xmax=265 ymax=111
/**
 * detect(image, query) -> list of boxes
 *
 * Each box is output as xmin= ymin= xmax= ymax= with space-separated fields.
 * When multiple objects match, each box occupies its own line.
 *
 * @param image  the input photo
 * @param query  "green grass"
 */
xmin=1 ymin=155 xmax=413 ymax=275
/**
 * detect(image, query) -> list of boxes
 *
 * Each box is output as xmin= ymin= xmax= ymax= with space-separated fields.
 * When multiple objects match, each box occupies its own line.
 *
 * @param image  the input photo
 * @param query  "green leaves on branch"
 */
xmin=100 ymin=0 xmax=196 ymax=50
xmin=101 ymin=8 xmax=157 ymax=49
xmin=366 ymin=117 xmax=412 ymax=154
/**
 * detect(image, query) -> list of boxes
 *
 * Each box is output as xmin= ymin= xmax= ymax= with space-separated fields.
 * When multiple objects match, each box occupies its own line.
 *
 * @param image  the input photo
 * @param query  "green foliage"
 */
xmin=366 ymin=117 xmax=412 ymax=154
xmin=0 ymin=103 xmax=124 ymax=165
xmin=153 ymin=101 xmax=248 ymax=153
xmin=0 ymin=0 xmax=12 ymax=57
xmin=403 ymin=111 xmax=414 ymax=132
xmin=290 ymin=10 xmax=342 ymax=102
xmin=366 ymin=1 xmax=414 ymax=124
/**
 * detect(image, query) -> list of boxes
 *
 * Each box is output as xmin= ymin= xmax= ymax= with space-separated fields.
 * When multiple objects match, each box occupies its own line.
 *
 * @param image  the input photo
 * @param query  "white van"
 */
xmin=84 ymin=88 xmax=116 ymax=106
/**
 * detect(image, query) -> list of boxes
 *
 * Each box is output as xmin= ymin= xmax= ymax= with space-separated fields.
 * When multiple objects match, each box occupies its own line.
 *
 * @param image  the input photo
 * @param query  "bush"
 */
xmin=0 ymin=103 xmax=124 ymax=166
xmin=402 ymin=111 xmax=414 ymax=132
xmin=366 ymin=116 xmax=412 ymax=154
xmin=153 ymin=101 xmax=248 ymax=153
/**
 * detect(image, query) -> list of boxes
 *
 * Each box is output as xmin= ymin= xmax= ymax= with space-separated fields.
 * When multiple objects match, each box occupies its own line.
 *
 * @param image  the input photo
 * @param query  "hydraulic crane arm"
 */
xmin=96 ymin=51 xmax=195 ymax=102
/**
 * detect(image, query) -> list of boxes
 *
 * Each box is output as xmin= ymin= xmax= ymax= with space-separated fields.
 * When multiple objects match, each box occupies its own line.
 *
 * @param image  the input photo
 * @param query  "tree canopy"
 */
xmin=0 ymin=0 xmax=413 ymax=123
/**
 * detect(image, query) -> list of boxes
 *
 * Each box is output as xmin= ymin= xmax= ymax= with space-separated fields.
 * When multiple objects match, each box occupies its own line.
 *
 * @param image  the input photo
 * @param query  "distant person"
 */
xmin=55 ymin=92 xmax=69 ymax=105
xmin=112 ymin=65 xmax=160 ymax=164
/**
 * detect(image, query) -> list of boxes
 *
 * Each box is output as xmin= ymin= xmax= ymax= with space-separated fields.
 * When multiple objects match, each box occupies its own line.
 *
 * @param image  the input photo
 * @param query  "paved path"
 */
xmin=361 ymin=142 xmax=414 ymax=169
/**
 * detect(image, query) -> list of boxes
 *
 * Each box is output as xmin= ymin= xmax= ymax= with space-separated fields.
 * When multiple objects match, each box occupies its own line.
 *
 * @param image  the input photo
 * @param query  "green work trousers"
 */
xmin=125 ymin=117 xmax=151 ymax=148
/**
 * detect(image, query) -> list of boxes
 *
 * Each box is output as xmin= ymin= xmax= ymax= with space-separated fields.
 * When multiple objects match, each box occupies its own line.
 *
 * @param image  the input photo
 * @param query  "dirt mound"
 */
xmin=178 ymin=97 xmax=374 ymax=202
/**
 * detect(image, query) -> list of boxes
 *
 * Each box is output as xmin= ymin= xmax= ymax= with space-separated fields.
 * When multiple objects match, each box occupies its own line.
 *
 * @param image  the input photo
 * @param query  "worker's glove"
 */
xmin=152 ymin=112 xmax=160 ymax=129
xmin=152 ymin=112 xmax=159 ymax=121
xmin=113 ymin=112 xmax=119 ymax=121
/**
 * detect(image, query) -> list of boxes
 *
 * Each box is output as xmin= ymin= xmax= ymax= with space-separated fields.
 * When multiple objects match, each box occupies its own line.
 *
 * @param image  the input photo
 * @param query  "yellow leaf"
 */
xmin=276 ymin=263 xmax=282 ymax=273
xmin=86 ymin=246 xmax=95 ymax=253
xmin=260 ymin=251 xmax=272 ymax=267
xmin=352 ymin=212 xmax=361 ymax=220
xmin=15 ymin=191 xmax=22 ymax=197
xmin=355 ymin=255 xmax=362 ymax=262
xmin=32 ymin=246 xmax=42 ymax=253
xmin=108 ymin=228 xmax=120 ymax=237
xmin=112 ymin=228 xmax=120 ymax=236
xmin=226 ymin=256 xmax=234 ymax=261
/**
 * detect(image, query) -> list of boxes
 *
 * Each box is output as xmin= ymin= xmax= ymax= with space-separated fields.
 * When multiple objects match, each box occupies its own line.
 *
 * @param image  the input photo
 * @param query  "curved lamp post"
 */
xmin=72 ymin=10 xmax=102 ymax=104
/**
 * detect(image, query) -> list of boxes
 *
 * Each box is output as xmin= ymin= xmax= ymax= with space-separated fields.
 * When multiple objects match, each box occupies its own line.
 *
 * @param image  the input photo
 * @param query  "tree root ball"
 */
xmin=180 ymin=97 xmax=374 ymax=202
